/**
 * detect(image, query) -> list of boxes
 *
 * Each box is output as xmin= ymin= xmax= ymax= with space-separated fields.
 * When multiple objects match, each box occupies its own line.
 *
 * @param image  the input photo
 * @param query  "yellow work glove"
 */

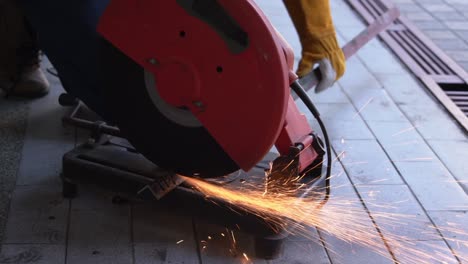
xmin=283 ymin=0 xmax=346 ymax=92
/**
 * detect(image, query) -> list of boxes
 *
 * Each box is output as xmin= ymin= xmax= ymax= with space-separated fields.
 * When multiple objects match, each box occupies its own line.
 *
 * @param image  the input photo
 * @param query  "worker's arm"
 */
xmin=283 ymin=0 xmax=345 ymax=92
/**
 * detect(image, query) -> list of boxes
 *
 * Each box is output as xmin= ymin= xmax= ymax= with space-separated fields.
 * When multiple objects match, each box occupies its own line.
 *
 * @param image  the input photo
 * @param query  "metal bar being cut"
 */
xmin=299 ymin=7 xmax=400 ymax=92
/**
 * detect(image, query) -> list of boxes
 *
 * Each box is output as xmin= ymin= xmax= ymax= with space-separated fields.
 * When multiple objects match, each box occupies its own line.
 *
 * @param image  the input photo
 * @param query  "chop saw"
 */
xmin=45 ymin=0 xmax=399 ymax=259
xmin=95 ymin=0 xmax=326 ymax=181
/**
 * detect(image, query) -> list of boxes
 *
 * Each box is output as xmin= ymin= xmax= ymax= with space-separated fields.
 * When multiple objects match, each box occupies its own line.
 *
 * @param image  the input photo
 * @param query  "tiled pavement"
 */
xmin=1 ymin=0 xmax=467 ymax=263
xmin=393 ymin=0 xmax=468 ymax=71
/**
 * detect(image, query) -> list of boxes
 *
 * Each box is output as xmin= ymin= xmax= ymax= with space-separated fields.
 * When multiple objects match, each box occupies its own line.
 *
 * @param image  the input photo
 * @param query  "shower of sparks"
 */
xmin=353 ymin=97 xmax=374 ymax=119
xmin=182 ymin=169 xmax=468 ymax=263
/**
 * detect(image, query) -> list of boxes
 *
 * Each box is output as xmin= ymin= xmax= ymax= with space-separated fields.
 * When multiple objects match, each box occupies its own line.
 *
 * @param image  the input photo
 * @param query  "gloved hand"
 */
xmin=283 ymin=0 xmax=346 ymax=92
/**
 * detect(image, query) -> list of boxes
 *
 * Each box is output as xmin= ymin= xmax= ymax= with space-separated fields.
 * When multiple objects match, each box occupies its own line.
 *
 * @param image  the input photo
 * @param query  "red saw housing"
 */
xmin=97 ymin=0 xmax=321 ymax=174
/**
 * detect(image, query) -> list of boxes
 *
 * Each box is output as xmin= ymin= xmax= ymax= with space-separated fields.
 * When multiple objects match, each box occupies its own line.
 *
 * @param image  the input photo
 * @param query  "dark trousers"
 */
xmin=18 ymin=0 xmax=113 ymax=120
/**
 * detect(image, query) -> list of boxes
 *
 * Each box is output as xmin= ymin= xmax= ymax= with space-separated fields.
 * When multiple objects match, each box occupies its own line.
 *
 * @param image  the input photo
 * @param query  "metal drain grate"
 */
xmin=442 ymin=84 xmax=468 ymax=116
xmin=345 ymin=0 xmax=468 ymax=131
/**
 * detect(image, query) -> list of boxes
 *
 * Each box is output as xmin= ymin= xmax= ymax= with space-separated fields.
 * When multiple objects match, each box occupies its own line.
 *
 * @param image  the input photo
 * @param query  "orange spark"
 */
xmin=391 ymin=125 xmax=420 ymax=137
xmin=353 ymin=97 xmax=374 ymax=119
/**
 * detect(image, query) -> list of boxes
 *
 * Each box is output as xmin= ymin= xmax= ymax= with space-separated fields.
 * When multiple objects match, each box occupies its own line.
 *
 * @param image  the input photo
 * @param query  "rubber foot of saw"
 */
xmin=62 ymin=180 xmax=78 ymax=199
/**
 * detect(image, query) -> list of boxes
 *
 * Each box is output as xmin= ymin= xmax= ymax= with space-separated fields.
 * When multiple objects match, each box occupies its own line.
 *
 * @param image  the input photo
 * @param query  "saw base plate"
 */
xmin=59 ymin=93 xmax=327 ymax=259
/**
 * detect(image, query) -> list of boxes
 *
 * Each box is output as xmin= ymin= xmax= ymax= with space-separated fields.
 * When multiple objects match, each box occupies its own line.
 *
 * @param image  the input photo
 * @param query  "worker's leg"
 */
xmin=0 ymin=0 xmax=49 ymax=98
xmin=17 ymin=0 xmax=113 ymax=120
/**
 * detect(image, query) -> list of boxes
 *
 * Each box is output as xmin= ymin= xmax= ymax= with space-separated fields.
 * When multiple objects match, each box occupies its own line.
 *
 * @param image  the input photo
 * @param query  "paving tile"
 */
xmin=432 ymin=11 xmax=466 ymax=20
xmin=433 ymin=38 xmax=468 ymax=50
xmin=422 ymin=3 xmax=456 ymax=12
xmin=399 ymin=3 xmax=426 ymax=12
xmin=311 ymin=103 xmax=360 ymax=121
xmin=398 ymin=104 xmax=467 ymax=140
xmin=393 ymin=0 xmax=416 ymax=3
xmin=308 ymin=118 xmax=375 ymax=140
xmin=71 ymin=186 xmax=125 ymax=211
xmin=357 ymin=48 xmax=408 ymax=75
xmin=455 ymin=4 xmax=468 ymax=10
xmin=401 ymin=100 xmax=451 ymax=122
xmin=67 ymin=206 xmax=132 ymax=264
xmin=7 ymin=184 xmax=65 ymax=210
xmin=457 ymin=61 xmax=468 ymax=72
xmin=330 ymin=0 xmax=367 ymax=29
xmin=427 ymin=140 xmax=468 ymax=193
xmin=315 ymin=165 xmax=394 ymax=264
xmin=365 ymin=121 xmax=418 ymax=142
xmin=417 ymin=0 xmax=444 ymax=3
xmin=332 ymin=139 xmax=404 ymax=185
xmin=374 ymin=73 xmax=437 ymax=106
xmin=14 ymin=77 xmax=75 ymax=186
xmin=445 ymin=0 xmax=468 ymax=5
xmin=391 ymin=240 xmax=458 ymax=264
xmin=405 ymin=11 xmax=435 ymax=21
xmin=325 ymin=152 xmax=350 ymax=190
xmin=444 ymin=21 xmax=468 ymax=30
xmin=428 ymin=210 xmax=468 ymax=261
xmin=297 ymin=102 xmax=375 ymax=141
xmin=0 ymin=244 xmax=65 ymax=264
xmin=0 ymin=150 xmax=21 ymax=193
xmin=413 ymin=20 xmax=448 ymax=30
xmin=133 ymin=203 xmax=195 ymax=244
xmin=338 ymin=56 xmax=383 ymax=96
xmin=445 ymin=50 xmax=468 ymax=61
xmin=302 ymin=83 xmax=350 ymax=104
xmin=194 ymin=222 xmax=267 ymax=264
xmin=423 ymin=29 xmax=459 ymax=39
xmin=0 ymin=98 xmax=28 ymax=192
xmin=269 ymin=239 xmax=331 ymax=264
xmin=366 ymin=121 xmax=438 ymax=162
xmin=3 ymin=185 xmax=68 ymax=244
xmin=356 ymin=185 xmax=441 ymax=241
xmin=455 ymin=30 xmax=468 ymax=42
xmin=0 ymin=191 xmax=10 ymax=245
xmin=351 ymin=89 xmax=407 ymax=122
xmin=318 ymin=227 xmax=394 ymax=264
xmin=394 ymin=161 xmax=468 ymax=210
xmin=0 ymin=100 xmax=28 ymax=243
xmin=132 ymin=203 xmax=199 ymax=263
xmin=134 ymin=243 xmax=199 ymax=264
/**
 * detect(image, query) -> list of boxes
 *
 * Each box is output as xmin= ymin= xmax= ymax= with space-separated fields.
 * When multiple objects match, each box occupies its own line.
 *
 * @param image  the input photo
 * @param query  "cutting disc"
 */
xmin=97 ymin=0 xmax=290 ymax=177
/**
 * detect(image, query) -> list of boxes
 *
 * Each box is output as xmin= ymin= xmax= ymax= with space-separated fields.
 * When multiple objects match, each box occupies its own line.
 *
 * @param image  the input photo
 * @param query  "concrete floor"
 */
xmin=0 ymin=0 xmax=467 ymax=263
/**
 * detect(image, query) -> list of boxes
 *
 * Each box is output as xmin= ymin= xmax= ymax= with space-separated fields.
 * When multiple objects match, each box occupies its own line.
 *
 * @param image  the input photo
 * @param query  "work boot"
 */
xmin=0 ymin=0 xmax=49 ymax=98
xmin=0 ymin=72 xmax=13 ymax=98
xmin=9 ymin=49 xmax=50 ymax=98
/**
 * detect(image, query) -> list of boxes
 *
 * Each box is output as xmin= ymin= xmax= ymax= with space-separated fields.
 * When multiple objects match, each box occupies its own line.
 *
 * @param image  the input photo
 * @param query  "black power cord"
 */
xmin=291 ymin=81 xmax=331 ymax=199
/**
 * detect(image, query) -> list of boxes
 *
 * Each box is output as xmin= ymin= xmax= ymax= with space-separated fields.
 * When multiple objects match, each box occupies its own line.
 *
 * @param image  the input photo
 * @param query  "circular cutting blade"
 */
xmin=96 ymin=0 xmax=290 ymax=178
xmin=98 ymin=41 xmax=240 ymax=178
